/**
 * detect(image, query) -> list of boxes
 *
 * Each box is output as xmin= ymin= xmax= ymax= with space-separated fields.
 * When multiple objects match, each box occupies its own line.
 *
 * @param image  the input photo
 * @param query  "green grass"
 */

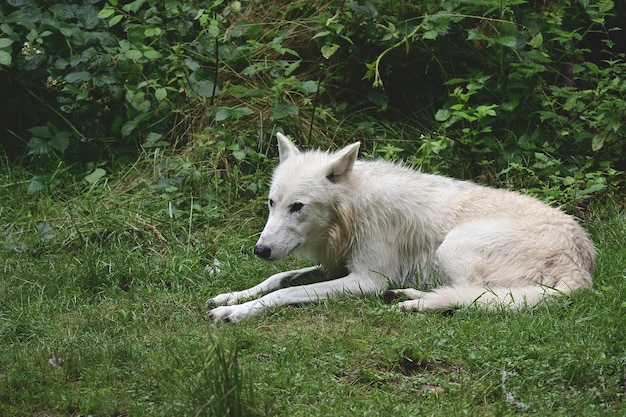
xmin=1 ymin=160 xmax=625 ymax=416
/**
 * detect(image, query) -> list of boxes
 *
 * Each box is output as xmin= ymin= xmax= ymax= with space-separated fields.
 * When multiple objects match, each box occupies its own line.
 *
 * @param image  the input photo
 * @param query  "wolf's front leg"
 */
xmin=207 ymin=272 xmax=389 ymax=323
xmin=207 ymin=266 xmax=322 ymax=307
xmin=207 ymin=300 xmax=265 ymax=323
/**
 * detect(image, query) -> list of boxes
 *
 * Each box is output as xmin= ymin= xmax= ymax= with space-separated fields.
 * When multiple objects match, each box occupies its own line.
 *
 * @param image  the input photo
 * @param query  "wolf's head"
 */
xmin=254 ymin=133 xmax=359 ymax=263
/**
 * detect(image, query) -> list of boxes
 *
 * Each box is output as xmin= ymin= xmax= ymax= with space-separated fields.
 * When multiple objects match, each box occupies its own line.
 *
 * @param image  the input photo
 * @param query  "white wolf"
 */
xmin=207 ymin=133 xmax=595 ymax=323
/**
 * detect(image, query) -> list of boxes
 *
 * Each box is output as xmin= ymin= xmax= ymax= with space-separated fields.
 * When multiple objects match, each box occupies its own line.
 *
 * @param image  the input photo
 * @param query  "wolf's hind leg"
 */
xmin=383 ymin=288 xmax=426 ymax=303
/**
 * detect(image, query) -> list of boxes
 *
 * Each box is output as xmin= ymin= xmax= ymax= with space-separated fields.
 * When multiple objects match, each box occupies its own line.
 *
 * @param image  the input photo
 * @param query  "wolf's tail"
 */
xmin=416 ymin=281 xmax=587 ymax=311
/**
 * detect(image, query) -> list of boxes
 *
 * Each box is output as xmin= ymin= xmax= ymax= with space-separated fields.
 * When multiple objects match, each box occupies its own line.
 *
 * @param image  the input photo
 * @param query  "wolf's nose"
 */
xmin=254 ymin=244 xmax=272 ymax=260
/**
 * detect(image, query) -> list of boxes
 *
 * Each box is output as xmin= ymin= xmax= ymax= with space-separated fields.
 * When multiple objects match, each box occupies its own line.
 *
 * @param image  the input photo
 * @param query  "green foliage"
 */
xmin=347 ymin=0 xmax=625 ymax=202
xmin=0 ymin=0 xmax=326 ymax=196
xmin=0 ymin=0 xmax=625 ymax=206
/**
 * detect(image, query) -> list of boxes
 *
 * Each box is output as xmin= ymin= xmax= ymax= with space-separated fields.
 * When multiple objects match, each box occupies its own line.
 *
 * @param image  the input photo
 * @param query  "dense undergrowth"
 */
xmin=1 ymin=0 xmax=625 ymax=207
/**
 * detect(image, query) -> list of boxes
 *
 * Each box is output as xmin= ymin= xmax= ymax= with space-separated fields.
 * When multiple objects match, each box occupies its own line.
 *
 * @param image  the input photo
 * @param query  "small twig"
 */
xmin=134 ymin=213 xmax=167 ymax=243
xmin=308 ymin=0 xmax=347 ymax=142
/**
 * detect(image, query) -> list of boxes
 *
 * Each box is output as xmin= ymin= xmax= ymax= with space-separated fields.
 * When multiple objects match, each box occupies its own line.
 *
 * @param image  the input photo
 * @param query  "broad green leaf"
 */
xmin=121 ymin=118 xmax=139 ymax=137
xmin=0 ymin=38 xmax=13 ymax=48
xmin=422 ymin=30 xmax=438 ymax=40
xmin=0 ymin=50 xmax=12 ymax=66
xmin=49 ymin=4 xmax=74 ymax=20
xmin=27 ymin=138 xmax=52 ymax=155
xmin=109 ymin=15 xmax=124 ymax=26
xmin=272 ymin=103 xmax=298 ymax=120
xmin=232 ymin=150 xmax=246 ymax=161
xmin=155 ymin=88 xmax=167 ymax=101
xmin=321 ymin=43 xmax=339 ymax=59
xmin=119 ymin=39 xmax=130 ymax=52
xmin=347 ymin=1 xmax=377 ymax=18
xmin=122 ymin=0 xmax=145 ymax=13
xmin=300 ymin=80 xmax=318 ymax=94
xmin=191 ymin=80 xmax=218 ymax=98
xmin=64 ymin=71 xmax=91 ymax=83
xmin=208 ymin=21 xmax=219 ymax=37
xmin=125 ymin=49 xmax=143 ymax=61
xmin=97 ymin=7 xmax=115 ymax=19
xmin=28 ymin=125 xmax=53 ymax=139
xmin=143 ymin=49 xmax=160 ymax=60
xmin=367 ymin=88 xmax=387 ymax=106
xmin=144 ymin=27 xmax=162 ymax=37
xmin=284 ymin=60 xmax=301 ymax=76
xmin=215 ymin=108 xmax=230 ymax=121
xmin=494 ymin=36 xmax=518 ymax=48
xmin=50 ymin=134 xmax=70 ymax=153
xmin=466 ymin=28 xmax=485 ymax=41
xmin=476 ymin=104 xmax=498 ymax=117
xmin=58 ymin=24 xmax=75 ymax=37
xmin=184 ymin=58 xmax=200 ymax=71
xmin=236 ymin=107 xmax=254 ymax=117
xmin=85 ymin=168 xmax=106 ymax=184
xmin=0 ymin=23 xmax=13 ymax=36
xmin=215 ymin=106 xmax=252 ymax=121
xmin=592 ymin=134 xmax=605 ymax=151
xmin=312 ymin=31 xmax=331 ymax=40
xmin=586 ymin=183 xmax=606 ymax=194
xmin=28 ymin=178 xmax=45 ymax=194
xmin=529 ymin=32 xmax=543 ymax=48
xmin=145 ymin=132 xmax=166 ymax=147
xmin=434 ymin=109 xmax=451 ymax=121
xmin=92 ymin=74 xmax=118 ymax=87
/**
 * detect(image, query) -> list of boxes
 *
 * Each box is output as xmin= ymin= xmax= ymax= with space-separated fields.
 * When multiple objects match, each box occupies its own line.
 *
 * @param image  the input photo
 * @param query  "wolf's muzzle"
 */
xmin=254 ymin=244 xmax=272 ymax=260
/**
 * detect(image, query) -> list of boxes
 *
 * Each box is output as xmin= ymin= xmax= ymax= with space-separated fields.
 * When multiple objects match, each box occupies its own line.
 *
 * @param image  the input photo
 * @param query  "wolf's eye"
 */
xmin=268 ymin=198 xmax=274 ymax=207
xmin=290 ymin=202 xmax=303 ymax=213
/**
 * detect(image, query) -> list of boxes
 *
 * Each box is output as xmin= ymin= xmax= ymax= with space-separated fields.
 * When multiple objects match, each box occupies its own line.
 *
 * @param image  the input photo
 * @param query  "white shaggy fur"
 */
xmin=207 ymin=133 xmax=596 ymax=323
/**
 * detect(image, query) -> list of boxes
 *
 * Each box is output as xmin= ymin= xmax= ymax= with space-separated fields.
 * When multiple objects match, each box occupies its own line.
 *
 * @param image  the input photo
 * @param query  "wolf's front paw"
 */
xmin=207 ymin=292 xmax=238 ymax=307
xmin=207 ymin=300 xmax=262 ymax=323
xmin=394 ymin=299 xmax=425 ymax=312
xmin=207 ymin=305 xmax=238 ymax=323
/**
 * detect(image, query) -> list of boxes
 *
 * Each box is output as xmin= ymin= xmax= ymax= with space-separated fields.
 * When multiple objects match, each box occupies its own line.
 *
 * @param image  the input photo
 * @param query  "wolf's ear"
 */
xmin=326 ymin=142 xmax=360 ymax=183
xmin=277 ymin=132 xmax=300 ymax=164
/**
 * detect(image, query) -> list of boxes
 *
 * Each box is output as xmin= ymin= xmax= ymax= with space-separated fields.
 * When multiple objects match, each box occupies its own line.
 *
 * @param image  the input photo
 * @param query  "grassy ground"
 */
xmin=1 ymin=156 xmax=625 ymax=416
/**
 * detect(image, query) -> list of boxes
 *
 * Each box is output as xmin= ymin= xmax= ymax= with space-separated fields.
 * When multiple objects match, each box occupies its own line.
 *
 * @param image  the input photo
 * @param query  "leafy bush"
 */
xmin=326 ymin=0 xmax=625 ymax=203
xmin=0 ymin=0 xmax=624 ymax=206
xmin=1 ymin=0 xmax=221 ymax=184
xmin=0 ymin=0 xmax=324 ymax=195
